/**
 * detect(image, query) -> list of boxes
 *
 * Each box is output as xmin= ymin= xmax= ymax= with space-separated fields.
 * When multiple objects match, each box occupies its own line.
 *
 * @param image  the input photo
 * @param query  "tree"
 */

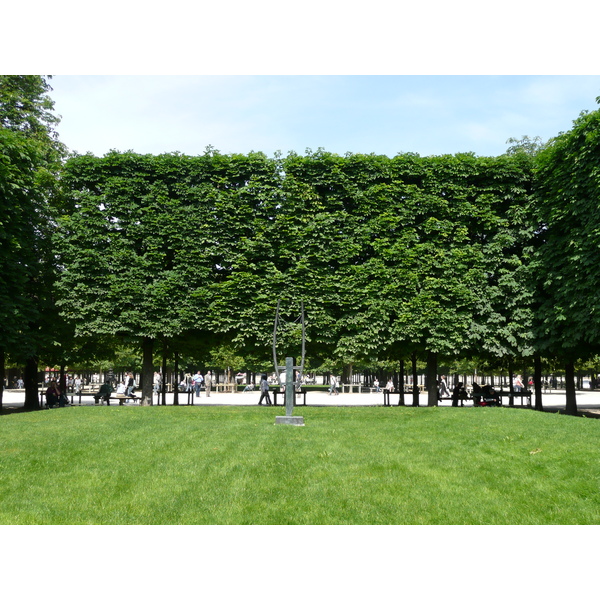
xmin=56 ymin=150 xmax=281 ymax=404
xmin=505 ymin=135 xmax=547 ymax=156
xmin=532 ymin=107 xmax=600 ymax=414
xmin=0 ymin=75 xmax=65 ymax=410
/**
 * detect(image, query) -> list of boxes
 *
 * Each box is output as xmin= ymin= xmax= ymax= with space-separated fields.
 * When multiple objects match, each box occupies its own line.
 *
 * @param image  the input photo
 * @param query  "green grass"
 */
xmin=1 ymin=405 xmax=600 ymax=524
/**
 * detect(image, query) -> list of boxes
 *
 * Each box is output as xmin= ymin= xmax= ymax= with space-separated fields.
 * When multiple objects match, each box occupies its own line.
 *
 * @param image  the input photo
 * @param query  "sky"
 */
xmin=2 ymin=2 xmax=596 ymax=588
xmin=49 ymin=75 xmax=600 ymax=159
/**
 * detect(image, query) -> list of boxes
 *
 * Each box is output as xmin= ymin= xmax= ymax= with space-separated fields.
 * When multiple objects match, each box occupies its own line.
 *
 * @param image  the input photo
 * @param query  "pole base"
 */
xmin=275 ymin=415 xmax=305 ymax=426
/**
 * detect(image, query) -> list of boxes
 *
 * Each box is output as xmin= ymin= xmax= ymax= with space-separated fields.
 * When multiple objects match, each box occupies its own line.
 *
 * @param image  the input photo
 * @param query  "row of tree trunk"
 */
xmin=0 ymin=344 xmax=581 ymax=416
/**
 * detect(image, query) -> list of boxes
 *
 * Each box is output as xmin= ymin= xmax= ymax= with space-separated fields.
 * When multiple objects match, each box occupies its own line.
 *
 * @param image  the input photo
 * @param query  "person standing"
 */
xmin=192 ymin=371 xmax=204 ymax=398
xmin=204 ymin=370 xmax=212 ymax=397
xmin=258 ymin=375 xmax=272 ymax=405
xmin=329 ymin=375 xmax=339 ymax=395
xmin=182 ymin=373 xmax=193 ymax=392
xmin=438 ymin=375 xmax=451 ymax=399
xmin=153 ymin=371 xmax=162 ymax=394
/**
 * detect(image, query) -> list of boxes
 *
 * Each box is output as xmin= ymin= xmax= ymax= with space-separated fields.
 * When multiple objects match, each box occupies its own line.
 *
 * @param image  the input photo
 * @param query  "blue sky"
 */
xmin=49 ymin=75 xmax=600 ymax=159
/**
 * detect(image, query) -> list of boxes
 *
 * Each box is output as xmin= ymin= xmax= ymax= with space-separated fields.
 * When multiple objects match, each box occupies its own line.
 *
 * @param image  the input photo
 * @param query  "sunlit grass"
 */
xmin=1 ymin=405 xmax=599 ymax=524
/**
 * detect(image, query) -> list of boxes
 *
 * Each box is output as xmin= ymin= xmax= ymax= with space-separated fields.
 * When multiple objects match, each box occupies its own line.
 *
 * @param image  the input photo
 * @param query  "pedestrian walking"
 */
xmin=258 ymin=375 xmax=272 ymax=405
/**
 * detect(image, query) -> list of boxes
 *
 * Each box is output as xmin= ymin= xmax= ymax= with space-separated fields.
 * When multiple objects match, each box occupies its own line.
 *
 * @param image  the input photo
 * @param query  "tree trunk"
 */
xmin=161 ymin=340 xmax=167 ymax=406
xmin=508 ymin=362 xmax=515 ymax=407
xmin=141 ymin=337 xmax=154 ymax=406
xmin=173 ymin=351 xmax=179 ymax=406
xmin=399 ymin=359 xmax=405 ymax=406
xmin=23 ymin=356 xmax=40 ymax=410
xmin=565 ymin=360 xmax=578 ymax=416
xmin=534 ymin=354 xmax=543 ymax=411
xmin=411 ymin=353 xmax=419 ymax=407
xmin=0 ymin=348 xmax=4 ymax=411
xmin=426 ymin=350 xmax=438 ymax=406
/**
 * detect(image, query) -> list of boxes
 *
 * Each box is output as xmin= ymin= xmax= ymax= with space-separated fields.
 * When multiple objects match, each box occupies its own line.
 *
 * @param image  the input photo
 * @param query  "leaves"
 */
xmin=55 ymin=149 xmax=536 ymax=371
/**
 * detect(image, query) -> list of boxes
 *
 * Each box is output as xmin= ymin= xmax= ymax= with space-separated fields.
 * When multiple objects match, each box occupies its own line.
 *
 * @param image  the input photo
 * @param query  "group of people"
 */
xmin=115 ymin=372 xmax=137 ymax=398
xmin=45 ymin=372 xmax=86 ymax=407
xmin=443 ymin=379 xmax=498 ymax=407
xmin=370 ymin=378 xmax=398 ymax=393
xmin=180 ymin=371 xmax=213 ymax=398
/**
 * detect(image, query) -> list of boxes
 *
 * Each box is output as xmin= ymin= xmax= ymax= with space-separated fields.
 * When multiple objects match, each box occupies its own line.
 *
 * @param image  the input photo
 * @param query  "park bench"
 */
xmin=382 ymin=390 xmax=408 ymax=406
xmin=271 ymin=389 xmax=307 ymax=406
xmin=472 ymin=390 xmax=532 ymax=407
xmin=497 ymin=390 xmax=532 ymax=407
xmin=214 ymin=383 xmax=236 ymax=393
xmin=438 ymin=394 xmax=469 ymax=406
xmin=340 ymin=383 xmax=362 ymax=393
xmin=382 ymin=388 xmax=425 ymax=406
xmin=93 ymin=392 xmax=139 ymax=405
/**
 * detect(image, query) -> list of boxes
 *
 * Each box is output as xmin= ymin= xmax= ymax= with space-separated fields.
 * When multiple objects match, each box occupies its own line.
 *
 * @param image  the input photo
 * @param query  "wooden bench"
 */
xmin=404 ymin=384 xmax=425 ymax=393
xmin=93 ymin=393 xmax=139 ymax=405
xmin=214 ymin=383 xmax=236 ymax=393
xmin=382 ymin=389 xmax=405 ymax=406
xmin=497 ymin=390 xmax=532 ymax=407
xmin=438 ymin=394 xmax=467 ymax=406
xmin=271 ymin=389 xmax=307 ymax=406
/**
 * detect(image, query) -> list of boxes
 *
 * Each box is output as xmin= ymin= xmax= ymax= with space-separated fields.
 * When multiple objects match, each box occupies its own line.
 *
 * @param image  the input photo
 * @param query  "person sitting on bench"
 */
xmin=451 ymin=382 xmax=468 ymax=407
xmin=45 ymin=379 xmax=64 ymax=408
xmin=480 ymin=384 xmax=500 ymax=406
xmin=94 ymin=381 xmax=113 ymax=405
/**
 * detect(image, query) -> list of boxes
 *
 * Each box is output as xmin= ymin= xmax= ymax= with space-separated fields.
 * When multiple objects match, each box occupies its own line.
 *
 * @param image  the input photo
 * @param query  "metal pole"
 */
xmin=285 ymin=357 xmax=295 ymax=417
xmin=273 ymin=300 xmax=281 ymax=387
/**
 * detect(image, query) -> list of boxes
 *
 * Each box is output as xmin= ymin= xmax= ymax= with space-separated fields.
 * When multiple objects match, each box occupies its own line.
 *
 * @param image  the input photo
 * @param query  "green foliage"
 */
xmin=0 ymin=76 xmax=65 ymax=363
xmin=0 ymin=76 xmax=62 ymax=146
xmin=208 ymin=343 xmax=245 ymax=372
xmin=56 ymin=148 xmax=535 ymax=375
xmin=532 ymin=108 xmax=600 ymax=359
xmin=505 ymin=135 xmax=547 ymax=156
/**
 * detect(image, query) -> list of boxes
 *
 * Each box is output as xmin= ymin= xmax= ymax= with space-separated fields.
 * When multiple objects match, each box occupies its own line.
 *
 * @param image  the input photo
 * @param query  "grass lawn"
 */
xmin=1 ymin=404 xmax=600 ymax=524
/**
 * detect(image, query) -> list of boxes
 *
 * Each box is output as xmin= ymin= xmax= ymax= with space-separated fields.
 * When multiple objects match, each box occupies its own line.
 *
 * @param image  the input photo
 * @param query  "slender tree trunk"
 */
xmin=411 ymin=353 xmax=419 ymax=407
xmin=508 ymin=362 xmax=515 ymax=407
xmin=534 ymin=354 xmax=543 ymax=411
xmin=565 ymin=361 xmax=578 ymax=416
xmin=399 ymin=359 xmax=405 ymax=406
xmin=23 ymin=356 xmax=40 ymax=410
xmin=426 ymin=350 xmax=438 ymax=406
xmin=173 ymin=351 xmax=179 ymax=406
xmin=0 ymin=348 xmax=4 ymax=411
xmin=141 ymin=337 xmax=154 ymax=406
xmin=161 ymin=340 xmax=167 ymax=406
